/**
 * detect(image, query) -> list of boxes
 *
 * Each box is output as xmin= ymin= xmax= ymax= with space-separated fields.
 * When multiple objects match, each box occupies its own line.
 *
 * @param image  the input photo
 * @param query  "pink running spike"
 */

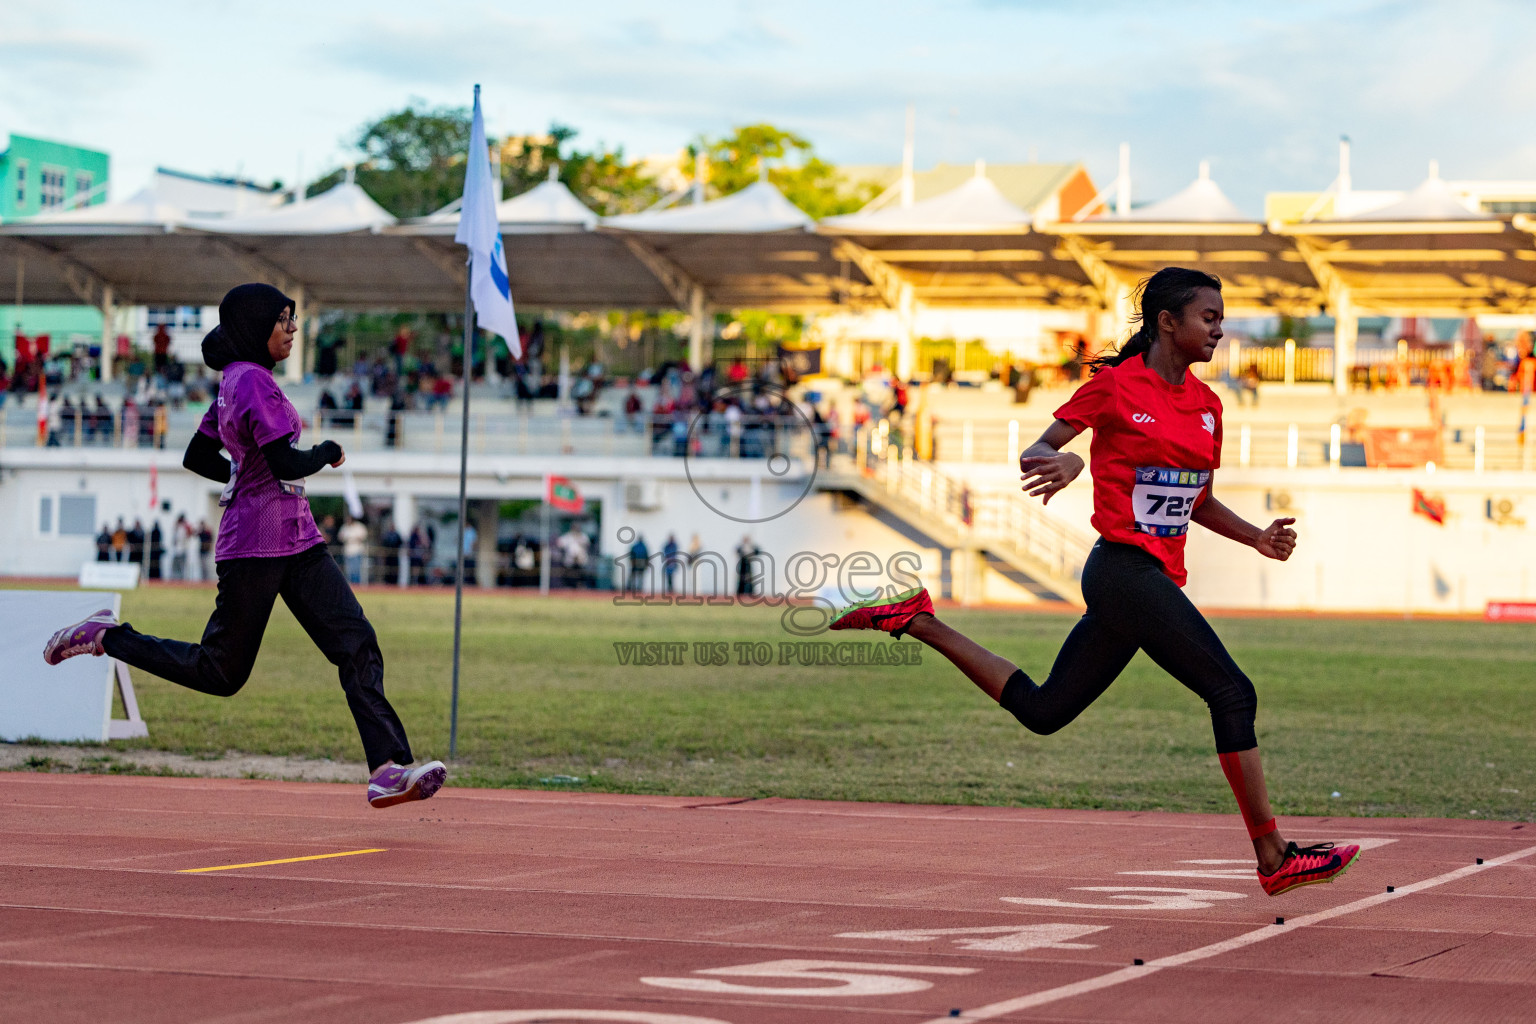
xmin=829 ymin=587 xmax=933 ymax=638
xmin=1259 ymin=842 xmax=1362 ymax=896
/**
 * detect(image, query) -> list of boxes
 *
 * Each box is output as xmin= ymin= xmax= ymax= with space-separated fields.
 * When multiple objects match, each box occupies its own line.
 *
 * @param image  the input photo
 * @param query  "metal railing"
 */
xmin=929 ymin=418 xmax=1536 ymax=472
xmin=863 ymin=442 xmax=1096 ymax=587
xmin=3 ymin=404 xmax=820 ymax=463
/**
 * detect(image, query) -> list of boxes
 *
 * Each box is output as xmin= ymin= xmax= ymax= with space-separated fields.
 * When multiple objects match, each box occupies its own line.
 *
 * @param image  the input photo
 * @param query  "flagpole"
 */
xmin=449 ymin=88 xmax=482 ymax=760
xmin=450 ymin=270 xmax=473 ymax=759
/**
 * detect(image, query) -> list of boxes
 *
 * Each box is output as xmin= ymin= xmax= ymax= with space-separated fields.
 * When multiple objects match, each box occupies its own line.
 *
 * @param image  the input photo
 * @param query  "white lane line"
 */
xmin=920 ymin=842 xmax=1536 ymax=1023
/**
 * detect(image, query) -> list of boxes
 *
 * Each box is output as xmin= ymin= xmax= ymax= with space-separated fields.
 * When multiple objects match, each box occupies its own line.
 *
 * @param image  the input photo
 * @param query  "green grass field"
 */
xmin=12 ymin=583 xmax=1535 ymax=821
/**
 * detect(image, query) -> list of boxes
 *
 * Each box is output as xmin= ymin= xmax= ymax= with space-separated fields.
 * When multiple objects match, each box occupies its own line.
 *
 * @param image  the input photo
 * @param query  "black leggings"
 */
xmin=103 ymin=542 xmax=412 ymax=771
xmin=1000 ymin=540 xmax=1258 ymax=753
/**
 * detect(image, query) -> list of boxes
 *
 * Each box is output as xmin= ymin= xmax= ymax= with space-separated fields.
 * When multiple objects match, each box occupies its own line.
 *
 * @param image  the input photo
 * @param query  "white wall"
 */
xmin=0 ymin=450 xmax=220 ymax=575
xmin=8 ymin=448 xmax=1530 ymax=614
xmin=954 ymin=462 xmax=1536 ymax=614
xmin=1181 ymin=468 xmax=1536 ymax=614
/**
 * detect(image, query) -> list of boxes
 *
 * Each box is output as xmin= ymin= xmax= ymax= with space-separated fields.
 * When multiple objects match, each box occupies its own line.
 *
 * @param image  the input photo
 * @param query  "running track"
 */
xmin=2 ymin=774 xmax=1533 ymax=1023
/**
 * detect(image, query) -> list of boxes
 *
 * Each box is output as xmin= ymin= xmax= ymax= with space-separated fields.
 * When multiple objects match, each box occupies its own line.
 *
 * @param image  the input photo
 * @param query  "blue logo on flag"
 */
xmin=490 ymin=238 xmax=511 ymax=300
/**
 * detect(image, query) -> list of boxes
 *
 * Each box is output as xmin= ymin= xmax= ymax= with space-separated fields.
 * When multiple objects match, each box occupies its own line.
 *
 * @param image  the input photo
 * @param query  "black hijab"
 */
xmin=201 ymin=283 xmax=294 ymax=370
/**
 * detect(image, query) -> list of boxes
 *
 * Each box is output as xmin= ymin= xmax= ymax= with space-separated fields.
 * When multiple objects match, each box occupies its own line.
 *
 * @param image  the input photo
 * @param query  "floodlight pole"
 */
xmin=449 ymin=268 xmax=473 ymax=759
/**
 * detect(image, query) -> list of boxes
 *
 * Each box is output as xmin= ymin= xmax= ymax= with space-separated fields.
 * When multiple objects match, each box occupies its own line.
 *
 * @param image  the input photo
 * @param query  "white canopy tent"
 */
xmin=1277 ymin=167 xmax=1533 ymax=391
xmin=820 ymin=170 xmax=1031 ymax=234
xmin=21 ymin=187 xmax=184 ymax=232
xmin=820 ymin=169 xmax=1091 ymax=377
xmin=603 ymin=179 xmax=814 ymax=233
xmin=186 ymin=181 xmax=395 ymax=235
xmin=1112 ymin=166 xmax=1251 ymax=223
xmin=396 ymin=178 xmax=672 ymax=314
xmin=1047 ymin=165 xmax=1318 ymax=351
xmin=601 ymin=180 xmax=851 ymax=367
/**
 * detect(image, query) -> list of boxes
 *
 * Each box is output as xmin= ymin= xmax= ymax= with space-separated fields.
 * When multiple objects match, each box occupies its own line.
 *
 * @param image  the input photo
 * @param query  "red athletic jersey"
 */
xmin=1054 ymin=353 xmax=1223 ymax=586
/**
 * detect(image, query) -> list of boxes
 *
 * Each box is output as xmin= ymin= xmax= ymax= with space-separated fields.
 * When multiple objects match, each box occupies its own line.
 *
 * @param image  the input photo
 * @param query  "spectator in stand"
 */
xmin=153 ymin=322 xmax=172 ymax=374
xmin=380 ymin=519 xmax=403 ymax=586
xmin=344 ymin=380 xmax=365 ymax=424
xmin=1240 ymin=362 xmax=1261 ymax=406
xmin=555 ymin=524 xmax=589 ymax=586
xmin=386 ymin=389 xmax=407 ymax=449
xmin=627 ymin=532 xmax=650 ymax=595
xmin=735 ymin=536 xmax=759 ymax=596
xmin=111 ymin=518 xmax=128 ymax=561
xmin=727 ymin=358 xmax=749 ymax=384
xmin=408 ymin=524 xmax=432 ymax=585
xmin=91 ymin=396 xmax=112 ymax=445
xmin=0 ymin=357 xmax=9 ymax=408
xmin=197 ymin=520 xmax=214 ymax=580
xmin=392 ymin=325 xmax=412 ymax=374
xmin=127 ymin=520 xmax=146 ymax=567
xmin=624 ymin=384 xmax=643 ymax=432
xmin=148 ymin=522 xmax=165 ymax=580
xmin=812 ymin=403 xmax=832 ymax=467
xmin=318 ymin=514 xmax=341 ymax=560
xmin=1479 ymin=336 xmax=1504 ymax=391
xmin=340 ymin=515 xmax=369 ymax=585
xmin=170 ymin=514 xmax=192 ymax=580
xmin=662 ymin=533 xmax=680 ymax=594
xmin=318 ymin=387 xmax=338 ymax=427
xmin=430 ymin=374 xmax=453 ymax=411
xmin=96 ymin=523 xmax=112 ymax=562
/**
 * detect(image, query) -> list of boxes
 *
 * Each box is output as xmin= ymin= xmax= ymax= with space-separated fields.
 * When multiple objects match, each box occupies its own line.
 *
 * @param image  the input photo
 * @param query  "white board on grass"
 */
xmin=0 ymin=591 xmax=148 ymax=742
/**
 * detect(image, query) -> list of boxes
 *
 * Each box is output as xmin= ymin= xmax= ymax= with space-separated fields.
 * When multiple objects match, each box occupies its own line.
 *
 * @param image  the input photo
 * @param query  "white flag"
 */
xmin=341 ymin=468 xmax=364 ymax=520
xmin=454 ymin=86 xmax=521 ymax=356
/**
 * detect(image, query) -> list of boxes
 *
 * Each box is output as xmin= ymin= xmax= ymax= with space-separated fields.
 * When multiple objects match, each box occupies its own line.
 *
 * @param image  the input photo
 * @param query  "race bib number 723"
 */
xmin=1132 ymin=466 xmax=1210 ymax=537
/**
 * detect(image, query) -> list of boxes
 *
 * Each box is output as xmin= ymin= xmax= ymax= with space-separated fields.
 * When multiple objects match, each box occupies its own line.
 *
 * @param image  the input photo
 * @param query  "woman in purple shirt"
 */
xmin=45 ymin=284 xmax=446 ymax=809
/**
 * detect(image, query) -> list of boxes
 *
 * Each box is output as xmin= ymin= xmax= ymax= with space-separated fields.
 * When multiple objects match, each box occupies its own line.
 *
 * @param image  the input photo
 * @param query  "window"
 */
xmin=147 ymin=306 xmax=177 ymax=327
xmin=59 ymin=495 xmax=97 ymax=537
xmin=178 ymin=306 xmax=202 ymax=330
xmin=39 ymin=166 xmax=67 ymax=208
xmin=14 ymin=159 xmax=26 ymax=205
xmin=38 ymin=496 xmax=53 ymax=534
xmin=74 ymin=170 xmax=94 ymax=203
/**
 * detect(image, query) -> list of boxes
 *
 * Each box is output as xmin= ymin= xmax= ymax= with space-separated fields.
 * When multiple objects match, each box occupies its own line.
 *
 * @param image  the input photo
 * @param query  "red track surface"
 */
xmin=2 ymin=773 xmax=1532 ymax=1023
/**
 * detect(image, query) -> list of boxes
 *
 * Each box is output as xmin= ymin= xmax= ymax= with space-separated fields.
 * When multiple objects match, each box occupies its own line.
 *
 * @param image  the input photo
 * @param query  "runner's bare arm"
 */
xmin=1018 ymin=419 xmax=1083 ymax=505
xmin=1192 ymin=491 xmax=1297 ymax=561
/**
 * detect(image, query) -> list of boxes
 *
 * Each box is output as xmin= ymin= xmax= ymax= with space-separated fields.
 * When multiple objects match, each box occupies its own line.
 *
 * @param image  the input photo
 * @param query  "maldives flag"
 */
xmin=1412 ymin=488 xmax=1446 ymax=525
xmin=547 ymin=475 xmax=583 ymax=514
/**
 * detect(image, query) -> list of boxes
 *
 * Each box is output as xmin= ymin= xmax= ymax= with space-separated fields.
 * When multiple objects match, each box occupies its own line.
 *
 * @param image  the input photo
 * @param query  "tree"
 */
xmin=497 ymin=124 xmax=662 ymax=216
xmin=685 ymin=124 xmax=879 ymax=219
xmin=309 ymin=103 xmax=472 ymax=218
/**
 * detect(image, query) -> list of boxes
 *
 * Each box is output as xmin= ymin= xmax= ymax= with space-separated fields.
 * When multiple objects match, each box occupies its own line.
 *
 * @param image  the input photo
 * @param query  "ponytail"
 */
xmin=1087 ymin=266 xmax=1222 ymax=375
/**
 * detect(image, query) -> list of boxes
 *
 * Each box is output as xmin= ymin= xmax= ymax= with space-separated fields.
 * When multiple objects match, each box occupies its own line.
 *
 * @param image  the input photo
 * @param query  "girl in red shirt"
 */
xmin=833 ymin=268 xmax=1358 ymax=897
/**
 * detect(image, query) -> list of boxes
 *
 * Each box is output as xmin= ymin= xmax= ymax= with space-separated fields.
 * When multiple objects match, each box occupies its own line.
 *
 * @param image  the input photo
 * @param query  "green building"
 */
xmin=0 ymin=134 xmax=111 ymax=362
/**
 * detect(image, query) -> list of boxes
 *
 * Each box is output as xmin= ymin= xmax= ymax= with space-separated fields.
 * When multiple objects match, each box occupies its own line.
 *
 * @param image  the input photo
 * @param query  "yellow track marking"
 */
xmin=177 ymin=848 xmax=387 ymax=874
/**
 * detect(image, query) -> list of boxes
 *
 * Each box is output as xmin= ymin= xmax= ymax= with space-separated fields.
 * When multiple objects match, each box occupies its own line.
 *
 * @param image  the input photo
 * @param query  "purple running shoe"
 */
xmin=43 ymin=609 xmax=118 ymax=666
xmin=368 ymin=760 xmax=448 ymax=809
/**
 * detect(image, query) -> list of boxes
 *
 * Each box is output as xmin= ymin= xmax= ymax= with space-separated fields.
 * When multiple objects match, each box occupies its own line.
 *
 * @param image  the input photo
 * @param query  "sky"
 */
xmin=4 ymin=0 xmax=1535 ymax=214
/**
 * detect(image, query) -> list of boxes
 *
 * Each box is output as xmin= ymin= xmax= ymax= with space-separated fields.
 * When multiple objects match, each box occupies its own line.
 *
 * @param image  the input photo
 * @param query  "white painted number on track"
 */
xmin=837 ymin=923 xmax=1109 ymax=952
xmin=641 ymin=959 xmax=976 ymax=997
xmin=398 ymin=1011 xmax=734 ymax=1024
xmin=1002 ymin=886 xmax=1248 ymax=911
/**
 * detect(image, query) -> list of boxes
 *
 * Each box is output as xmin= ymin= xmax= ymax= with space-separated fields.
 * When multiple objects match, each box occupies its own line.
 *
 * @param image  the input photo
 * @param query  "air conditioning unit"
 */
xmin=624 ymin=478 xmax=662 ymax=511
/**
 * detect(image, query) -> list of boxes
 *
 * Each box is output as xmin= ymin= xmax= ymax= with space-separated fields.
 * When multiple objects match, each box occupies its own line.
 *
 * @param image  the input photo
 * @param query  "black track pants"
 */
xmin=103 ymin=542 xmax=412 ymax=771
xmin=999 ymin=540 xmax=1259 ymax=753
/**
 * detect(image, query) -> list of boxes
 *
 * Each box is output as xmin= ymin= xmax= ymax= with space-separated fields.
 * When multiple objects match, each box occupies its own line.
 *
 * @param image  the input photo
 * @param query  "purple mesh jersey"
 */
xmin=198 ymin=363 xmax=325 ymax=561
